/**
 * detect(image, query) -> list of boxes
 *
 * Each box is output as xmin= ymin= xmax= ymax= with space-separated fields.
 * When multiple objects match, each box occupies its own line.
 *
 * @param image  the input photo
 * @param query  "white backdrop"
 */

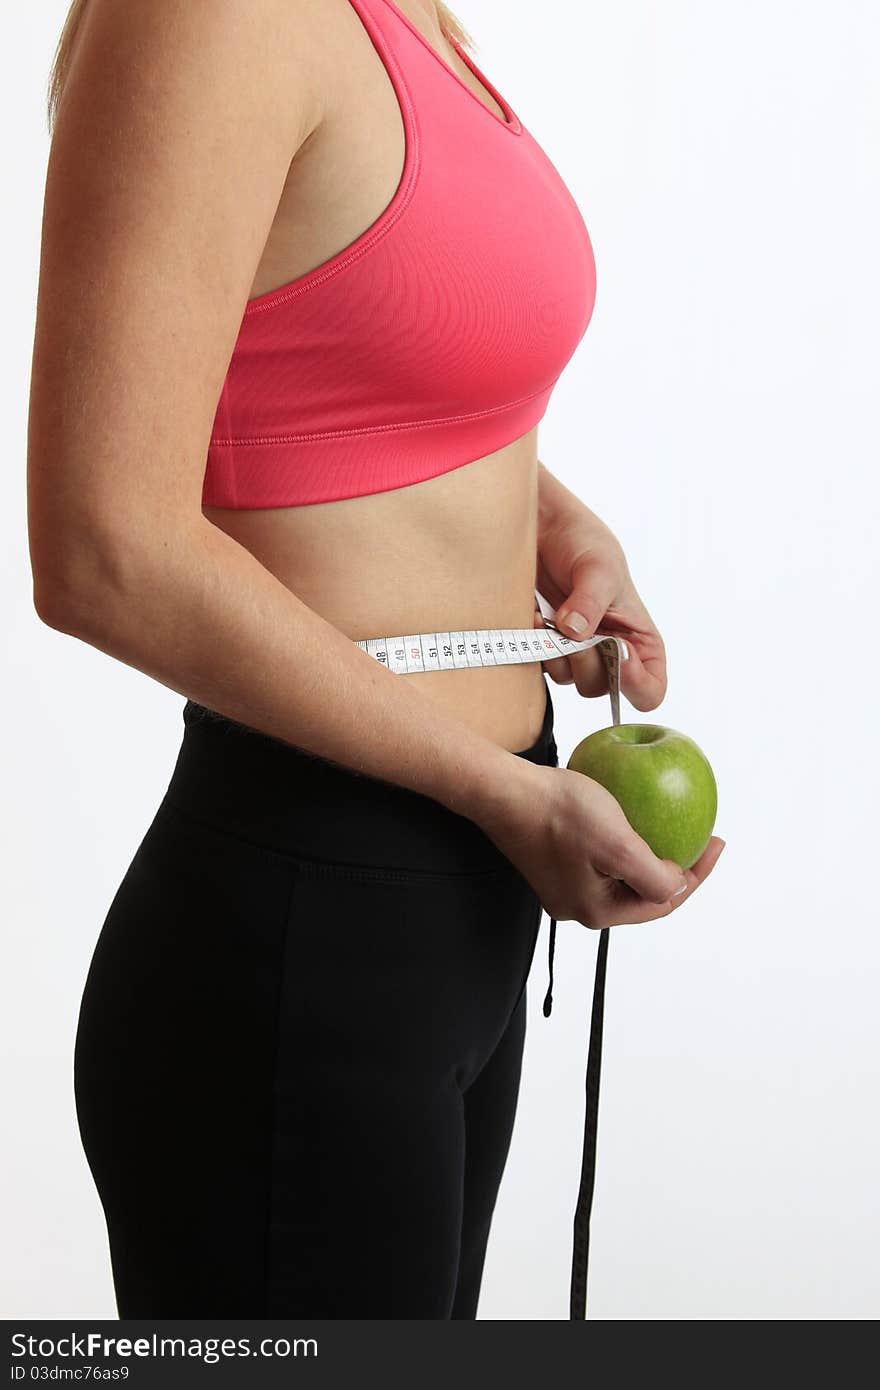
xmin=3 ymin=1 xmax=878 ymax=1320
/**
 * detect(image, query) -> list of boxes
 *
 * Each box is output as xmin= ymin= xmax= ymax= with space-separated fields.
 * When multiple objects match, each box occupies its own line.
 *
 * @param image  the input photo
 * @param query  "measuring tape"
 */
xmin=354 ymin=622 xmax=629 ymax=674
xmin=354 ymin=587 xmax=629 ymax=677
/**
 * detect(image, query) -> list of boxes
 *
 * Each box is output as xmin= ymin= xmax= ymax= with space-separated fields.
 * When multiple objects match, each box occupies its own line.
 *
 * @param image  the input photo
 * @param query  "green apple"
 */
xmin=566 ymin=724 xmax=717 ymax=869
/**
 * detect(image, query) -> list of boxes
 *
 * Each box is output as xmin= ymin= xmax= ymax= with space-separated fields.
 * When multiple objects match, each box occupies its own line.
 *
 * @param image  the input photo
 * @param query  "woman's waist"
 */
xmin=202 ymin=438 xmax=547 ymax=747
xmin=227 ymin=550 xmax=542 ymax=646
xmin=202 ymin=434 xmax=540 ymax=618
xmin=343 ymin=579 xmax=553 ymax=750
xmin=390 ymin=661 xmax=551 ymax=752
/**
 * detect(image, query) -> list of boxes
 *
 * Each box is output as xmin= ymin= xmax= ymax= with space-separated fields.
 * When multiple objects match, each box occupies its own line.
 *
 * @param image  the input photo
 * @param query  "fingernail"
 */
xmin=673 ymin=880 xmax=688 ymax=896
xmin=557 ymin=610 xmax=588 ymax=635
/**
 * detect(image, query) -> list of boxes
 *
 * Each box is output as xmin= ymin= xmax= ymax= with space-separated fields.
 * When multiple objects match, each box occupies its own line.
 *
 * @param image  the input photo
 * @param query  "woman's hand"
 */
xmin=535 ymin=466 xmax=668 ymax=712
xmin=479 ymin=757 xmax=725 ymax=929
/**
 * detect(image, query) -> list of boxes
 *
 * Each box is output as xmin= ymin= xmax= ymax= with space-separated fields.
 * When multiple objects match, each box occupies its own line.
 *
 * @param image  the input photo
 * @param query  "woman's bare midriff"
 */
xmin=204 ymin=430 xmax=548 ymax=753
xmin=204 ymin=0 xmax=549 ymax=755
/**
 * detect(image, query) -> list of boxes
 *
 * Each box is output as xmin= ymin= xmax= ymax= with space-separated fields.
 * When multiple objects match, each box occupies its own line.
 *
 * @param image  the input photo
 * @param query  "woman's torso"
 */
xmin=203 ymin=0 xmax=557 ymax=753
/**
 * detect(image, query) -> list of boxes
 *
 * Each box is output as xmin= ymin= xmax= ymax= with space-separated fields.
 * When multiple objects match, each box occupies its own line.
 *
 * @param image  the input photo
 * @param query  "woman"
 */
xmin=28 ymin=0 xmax=724 ymax=1318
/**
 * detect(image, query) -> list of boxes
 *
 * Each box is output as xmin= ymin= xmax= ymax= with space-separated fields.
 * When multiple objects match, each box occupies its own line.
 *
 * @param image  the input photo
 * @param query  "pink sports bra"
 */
xmin=202 ymin=0 xmax=597 ymax=509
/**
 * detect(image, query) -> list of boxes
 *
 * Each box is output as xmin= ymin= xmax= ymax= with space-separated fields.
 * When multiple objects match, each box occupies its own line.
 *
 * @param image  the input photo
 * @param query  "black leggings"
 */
xmin=73 ymin=679 xmax=558 ymax=1318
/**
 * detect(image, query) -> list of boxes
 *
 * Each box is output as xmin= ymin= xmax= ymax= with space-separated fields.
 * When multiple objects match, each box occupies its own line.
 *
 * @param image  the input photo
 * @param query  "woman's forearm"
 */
xmin=537 ymin=459 xmax=624 ymax=561
xmin=537 ymin=459 xmax=579 ymax=529
xmin=35 ymin=516 xmax=522 ymax=825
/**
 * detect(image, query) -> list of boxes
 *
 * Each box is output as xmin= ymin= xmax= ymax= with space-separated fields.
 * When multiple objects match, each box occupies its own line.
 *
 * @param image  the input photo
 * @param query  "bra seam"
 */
xmin=242 ymin=2 xmax=423 ymax=318
xmin=209 ymin=381 xmax=554 ymax=448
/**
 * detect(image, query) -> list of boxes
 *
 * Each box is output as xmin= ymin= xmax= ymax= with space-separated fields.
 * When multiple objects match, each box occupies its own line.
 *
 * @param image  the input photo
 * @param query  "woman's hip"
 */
xmin=75 ymin=677 xmax=557 ymax=1092
xmin=158 ymin=671 xmax=557 ymax=876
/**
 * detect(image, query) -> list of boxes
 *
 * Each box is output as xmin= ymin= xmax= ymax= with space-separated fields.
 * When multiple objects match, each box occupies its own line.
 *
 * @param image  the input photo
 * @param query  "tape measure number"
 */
xmin=354 ymin=624 xmax=620 ymax=674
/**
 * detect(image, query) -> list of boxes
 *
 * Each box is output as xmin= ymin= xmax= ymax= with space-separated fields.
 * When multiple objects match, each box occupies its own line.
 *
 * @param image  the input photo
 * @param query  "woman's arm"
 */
xmin=537 ymin=459 xmax=608 ymax=539
xmin=26 ymin=0 xmax=515 ymax=822
xmin=535 ymin=460 xmax=669 ymax=709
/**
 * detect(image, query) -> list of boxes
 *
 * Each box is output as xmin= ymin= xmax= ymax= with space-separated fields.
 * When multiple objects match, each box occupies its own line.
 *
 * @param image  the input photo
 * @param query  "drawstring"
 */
xmin=542 ymin=917 xmax=557 ymax=1017
xmin=543 ymin=914 xmax=611 ymax=1320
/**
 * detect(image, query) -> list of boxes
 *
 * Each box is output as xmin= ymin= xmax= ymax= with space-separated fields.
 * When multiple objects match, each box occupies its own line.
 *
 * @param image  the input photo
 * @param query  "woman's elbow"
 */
xmin=30 ymin=518 xmax=146 ymax=639
xmin=32 ymin=572 xmax=86 ymax=634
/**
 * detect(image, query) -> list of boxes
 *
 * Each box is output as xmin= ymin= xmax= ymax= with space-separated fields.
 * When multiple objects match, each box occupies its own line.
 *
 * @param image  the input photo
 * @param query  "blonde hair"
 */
xmin=46 ymin=0 xmax=475 ymax=134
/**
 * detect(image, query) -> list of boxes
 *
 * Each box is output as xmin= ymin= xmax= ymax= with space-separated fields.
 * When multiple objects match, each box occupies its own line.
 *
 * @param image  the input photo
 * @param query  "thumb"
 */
xmin=553 ymin=557 xmax=617 ymax=640
xmin=618 ymin=840 xmax=689 ymax=905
